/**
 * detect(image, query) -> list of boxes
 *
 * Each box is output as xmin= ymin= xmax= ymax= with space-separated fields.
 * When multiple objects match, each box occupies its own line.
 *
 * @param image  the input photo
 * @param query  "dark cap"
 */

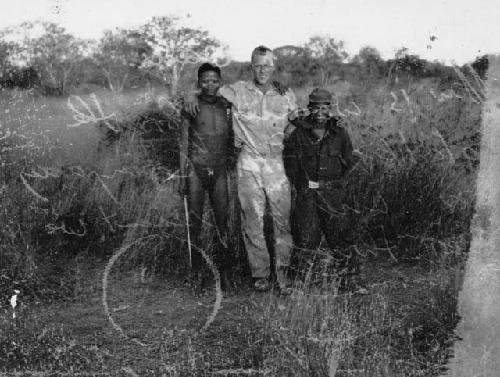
xmin=309 ymin=88 xmax=332 ymax=104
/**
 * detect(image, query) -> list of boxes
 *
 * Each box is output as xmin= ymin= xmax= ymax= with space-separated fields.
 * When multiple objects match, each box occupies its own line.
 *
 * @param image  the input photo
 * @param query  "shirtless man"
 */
xmin=179 ymin=63 xmax=234 ymax=290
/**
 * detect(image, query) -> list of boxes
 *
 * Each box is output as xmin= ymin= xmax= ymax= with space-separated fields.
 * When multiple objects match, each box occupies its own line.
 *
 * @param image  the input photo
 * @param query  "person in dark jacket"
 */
xmin=284 ymin=88 xmax=359 ymax=287
xmin=178 ymin=63 xmax=234 ymax=290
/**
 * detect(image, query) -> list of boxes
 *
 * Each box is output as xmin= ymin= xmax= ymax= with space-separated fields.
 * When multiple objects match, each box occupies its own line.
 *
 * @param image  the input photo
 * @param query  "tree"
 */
xmin=6 ymin=21 xmax=87 ymax=94
xmin=274 ymin=45 xmax=307 ymax=58
xmin=304 ymin=35 xmax=348 ymax=84
xmin=305 ymin=36 xmax=348 ymax=62
xmin=273 ymin=45 xmax=312 ymax=86
xmin=351 ymin=46 xmax=383 ymax=78
xmin=139 ymin=16 xmax=220 ymax=95
xmin=387 ymin=47 xmax=425 ymax=82
xmin=471 ymin=55 xmax=488 ymax=80
xmin=94 ymin=29 xmax=150 ymax=93
xmin=0 ymin=39 xmax=18 ymax=78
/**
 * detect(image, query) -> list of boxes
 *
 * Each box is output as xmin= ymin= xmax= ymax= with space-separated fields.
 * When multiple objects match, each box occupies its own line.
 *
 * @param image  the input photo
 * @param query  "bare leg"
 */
xmin=209 ymin=168 xmax=231 ymax=281
xmin=187 ymin=168 xmax=206 ymax=271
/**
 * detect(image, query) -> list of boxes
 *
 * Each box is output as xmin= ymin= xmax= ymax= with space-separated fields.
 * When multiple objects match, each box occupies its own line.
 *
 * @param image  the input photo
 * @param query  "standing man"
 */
xmin=186 ymin=46 xmax=297 ymax=293
xmin=284 ymin=88 xmax=359 ymax=289
xmin=179 ymin=63 xmax=234 ymax=290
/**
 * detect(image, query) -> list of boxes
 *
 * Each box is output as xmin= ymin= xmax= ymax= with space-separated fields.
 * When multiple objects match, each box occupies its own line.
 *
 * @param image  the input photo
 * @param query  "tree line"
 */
xmin=0 ymin=16 xmax=489 ymax=96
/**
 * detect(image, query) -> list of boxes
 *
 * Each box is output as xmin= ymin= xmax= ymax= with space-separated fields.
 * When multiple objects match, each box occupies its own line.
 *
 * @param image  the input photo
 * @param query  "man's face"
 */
xmin=198 ymin=71 xmax=221 ymax=96
xmin=309 ymin=103 xmax=331 ymax=124
xmin=251 ymin=52 xmax=275 ymax=86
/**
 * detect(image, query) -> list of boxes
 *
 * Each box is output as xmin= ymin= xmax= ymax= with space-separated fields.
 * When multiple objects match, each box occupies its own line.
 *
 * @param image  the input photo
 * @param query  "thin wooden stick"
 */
xmin=184 ymin=195 xmax=192 ymax=268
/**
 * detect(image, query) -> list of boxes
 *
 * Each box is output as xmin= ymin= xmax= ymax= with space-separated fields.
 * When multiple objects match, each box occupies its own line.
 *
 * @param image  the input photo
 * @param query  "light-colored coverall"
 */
xmin=218 ymin=81 xmax=298 ymax=278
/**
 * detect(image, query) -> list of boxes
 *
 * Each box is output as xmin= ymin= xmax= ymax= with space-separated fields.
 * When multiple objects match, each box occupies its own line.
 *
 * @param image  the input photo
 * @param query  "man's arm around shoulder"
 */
xmin=218 ymin=81 xmax=245 ymax=107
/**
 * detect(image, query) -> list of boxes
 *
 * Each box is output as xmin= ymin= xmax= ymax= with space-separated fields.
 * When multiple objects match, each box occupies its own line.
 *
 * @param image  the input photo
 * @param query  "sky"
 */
xmin=0 ymin=0 xmax=498 ymax=64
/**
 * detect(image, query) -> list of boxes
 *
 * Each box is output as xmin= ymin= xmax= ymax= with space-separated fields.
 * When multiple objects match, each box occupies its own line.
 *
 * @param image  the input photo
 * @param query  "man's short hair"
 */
xmin=197 ymin=62 xmax=221 ymax=80
xmin=251 ymin=45 xmax=274 ymax=63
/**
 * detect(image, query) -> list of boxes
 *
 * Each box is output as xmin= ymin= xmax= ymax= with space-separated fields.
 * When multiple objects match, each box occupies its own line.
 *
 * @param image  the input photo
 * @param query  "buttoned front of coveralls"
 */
xmin=283 ymin=118 xmax=356 ymax=272
xmin=218 ymin=81 xmax=298 ymax=278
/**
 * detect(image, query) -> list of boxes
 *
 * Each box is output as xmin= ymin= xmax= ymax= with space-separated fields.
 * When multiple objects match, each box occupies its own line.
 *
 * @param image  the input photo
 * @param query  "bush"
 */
xmin=0 ymin=89 xmax=189 ymax=299
xmin=0 ymin=74 xmax=480 ymax=300
xmin=326 ymin=80 xmax=478 ymax=262
xmin=262 ymin=264 xmax=461 ymax=376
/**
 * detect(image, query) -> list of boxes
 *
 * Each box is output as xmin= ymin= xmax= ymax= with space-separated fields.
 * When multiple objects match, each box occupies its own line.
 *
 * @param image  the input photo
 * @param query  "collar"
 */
xmin=306 ymin=124 xmax=331 ymax=144
xmin=245 ymin=80 xmax=278 ymax=96
xmin=299 ymin=115 xmax=338 ymax=131
xmin=303 ymin=116 xmax=344 ymax=142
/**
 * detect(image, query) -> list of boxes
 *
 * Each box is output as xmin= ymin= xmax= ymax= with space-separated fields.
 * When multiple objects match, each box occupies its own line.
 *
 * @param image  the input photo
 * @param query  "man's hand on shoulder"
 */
xmin=288 ymin=108 xmax=313 ymax=130
xmin=329 ymin=115 xmax=343 ymax=127
xmin=183 ymin=91 xmax=200 ymax=118
xmin=272 ymin=80 xmax=289 ymax=96
xmin=289 ymin=107 xmax=310 ymax=121
xmin=218 ymin=96 xmax=233 ymax=109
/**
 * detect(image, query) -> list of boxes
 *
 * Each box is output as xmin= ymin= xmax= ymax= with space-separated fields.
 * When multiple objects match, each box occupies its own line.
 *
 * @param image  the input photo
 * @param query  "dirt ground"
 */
xmin=1 ymin=256 xmax=463 ymax=377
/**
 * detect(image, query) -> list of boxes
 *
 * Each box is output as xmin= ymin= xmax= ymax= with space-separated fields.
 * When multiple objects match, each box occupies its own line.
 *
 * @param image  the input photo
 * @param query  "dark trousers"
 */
xmin=187 ymin=163 xmax=229 ymax=272
xmin=292 ymin=188 xmax=358 ymax=275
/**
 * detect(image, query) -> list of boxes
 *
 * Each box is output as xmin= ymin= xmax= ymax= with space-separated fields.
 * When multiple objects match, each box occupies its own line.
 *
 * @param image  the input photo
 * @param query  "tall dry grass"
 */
xmin=260 ymin=268 xmax=460 ymax=377
xmin=0 ymin=86 xmax=186 ymax=298
xmin=258 ymin=74 xmax=480 ymax=376
xmin=0 ymin=68 xmax=482 ymax=374
xmin=0 ymin=73 xmax=479 ymax=296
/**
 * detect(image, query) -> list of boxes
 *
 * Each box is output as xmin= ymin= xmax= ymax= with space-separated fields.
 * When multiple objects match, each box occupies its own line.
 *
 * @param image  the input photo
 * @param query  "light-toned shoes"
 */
xmin=253 ymin=270 xmax=294 ymax=295
xmin=254 ymin=278 xmax=271 ymax=292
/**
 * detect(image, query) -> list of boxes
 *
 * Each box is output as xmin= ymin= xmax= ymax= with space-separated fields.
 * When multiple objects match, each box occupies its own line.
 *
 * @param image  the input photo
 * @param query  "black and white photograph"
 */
xmin=0 ymin=1 xmax=499 ymax=376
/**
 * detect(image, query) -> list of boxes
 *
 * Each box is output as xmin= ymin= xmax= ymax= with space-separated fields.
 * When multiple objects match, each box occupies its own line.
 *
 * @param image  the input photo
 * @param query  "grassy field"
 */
xmin=0 ymin=72 xmax=481 ymax=375
xmin=1 ymin=258 xmax=462 ymax=376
